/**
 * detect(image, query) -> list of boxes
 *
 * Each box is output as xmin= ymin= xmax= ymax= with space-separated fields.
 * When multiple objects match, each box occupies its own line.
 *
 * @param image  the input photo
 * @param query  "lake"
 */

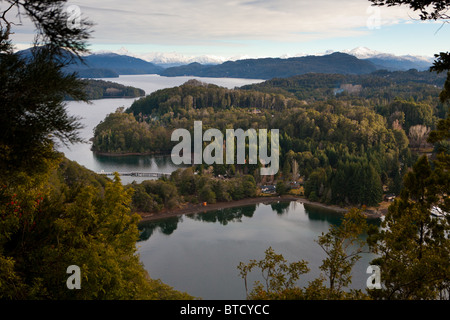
xmin=59 ymin=74 xmax=379 ymax=300
xmin=137 ymin=201 xmax=379 ymax=300
xmin=59 ymin=74 xmax=265 ymax=183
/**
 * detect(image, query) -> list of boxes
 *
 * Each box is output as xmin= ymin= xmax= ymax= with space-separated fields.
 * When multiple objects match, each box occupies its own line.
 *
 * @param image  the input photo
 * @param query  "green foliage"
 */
xmin=0 ymin=1 xmax=193 ymax=300
xmin=160 ymin=52 xmax=378 ymax=79
xmin=92 ymin=108 xmax=168 ymax=154
xmin=242 ymin=70 xmax=445 ymax=103
xmin=237 ymin=247 xmax=310 ymax=299
xmin=368 ymin=155 xmax=450 ymax=299
xmin=66 ymin=79 xmax=145 ymax=100
xmin=131 ymin=185 xmax=162 ymax=213
xmin=238 ymin=209 xmax=370 ymax=300
xmin=370 ymin=1 xmax=449 ymax=21
xmin=91 ymin=70 xmax=447 ymax=207
xmin=367 ymin=0 xmax=450 ymax=300
xmin=376 ymin=98 xmax=436 ymax=132
xmin=275 ymin=181 xmax=288 ymax=196
xmin=126 ymin=78 xmax=297 ymax=117
xmin=315 ymin=209 xmax=369 ymax=298
xmin=130 ymin=168 xmax=258 ymax=213
xmin=0 ymin=159 xmax=194 ymax=299
xmin=0 ymin=43 xmax=86 ymax=178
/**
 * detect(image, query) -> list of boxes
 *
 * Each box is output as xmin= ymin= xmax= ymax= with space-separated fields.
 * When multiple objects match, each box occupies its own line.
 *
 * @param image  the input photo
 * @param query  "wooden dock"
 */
xmin=97 ymin=171 xmax=171 ymax=178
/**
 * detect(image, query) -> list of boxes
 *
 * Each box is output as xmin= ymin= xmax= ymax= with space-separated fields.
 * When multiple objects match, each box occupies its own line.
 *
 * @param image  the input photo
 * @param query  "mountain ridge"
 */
xmin=341 ymin=47 xmax=433 ymax=71
xmin=16 ymin=47 xmax=434 ymax=79
xmin=159 ymin=52 xmax=379 ymax=79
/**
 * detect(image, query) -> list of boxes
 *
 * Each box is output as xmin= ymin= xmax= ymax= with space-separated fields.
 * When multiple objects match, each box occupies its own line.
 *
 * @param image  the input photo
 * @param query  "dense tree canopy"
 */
xmin=92 ymin=70 xmax=447 ymax=207
xmin=129 ymin=167 xmax=258 ymax=214
xmin=0 ymin=0 xmax=192 ymax=300
xmin=238 ymin=209 xmax=370 ymax=300
xmin=65 ymin=79 xmax=145 ymax=100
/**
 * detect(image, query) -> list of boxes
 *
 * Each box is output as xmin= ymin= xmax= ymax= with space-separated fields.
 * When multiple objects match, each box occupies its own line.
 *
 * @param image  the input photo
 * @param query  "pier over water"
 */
xmin=97 ymin=171 xmax=171 ymax=178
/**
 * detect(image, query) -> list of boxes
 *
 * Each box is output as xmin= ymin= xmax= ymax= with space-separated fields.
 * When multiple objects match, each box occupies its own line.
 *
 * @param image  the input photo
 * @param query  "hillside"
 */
xmin=159 ymin=52 xmax=378 ymax=79
xmin=342 ymin=47 xmax=433 ymax=71
xmin=92 ymin=69 xmax=447 ymax=209
xmin=65 ymin=79 xmax=146 ymax=100
xmin=17 ymin=47 xmax=434 ymax=80
xmin=240 ymin=69 xmax=447 ymax=102
xmin=16 ymin=48 xmax=163 ymax=78
xmin=81 ymin=53 xmax=164 ymax=75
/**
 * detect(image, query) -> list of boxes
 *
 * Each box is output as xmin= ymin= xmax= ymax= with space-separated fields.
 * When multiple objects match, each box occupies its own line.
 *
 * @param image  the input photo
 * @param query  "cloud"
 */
xmin=9 ymin=0 xmax=416 ymax=53
xmin=72 ymin=0 xmax=412 ymax=44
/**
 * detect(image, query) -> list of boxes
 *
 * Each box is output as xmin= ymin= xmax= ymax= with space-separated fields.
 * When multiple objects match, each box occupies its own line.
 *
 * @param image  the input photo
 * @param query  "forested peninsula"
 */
xmin=92 ymin=70 xmax=448 ymax=210
xmin=65 ymin=79 xmax=145 ymax=100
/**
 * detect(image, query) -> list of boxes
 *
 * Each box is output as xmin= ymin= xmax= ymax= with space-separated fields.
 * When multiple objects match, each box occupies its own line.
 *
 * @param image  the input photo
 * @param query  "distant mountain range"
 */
xmin=156 ymin=48 xmax=434 ymax=79
xmin=16 ymin=47 xmax=434 ymax=80
xmin=66 ymin=52 xmax=164 ymax=78
xmin=139 ymin=47 xmax=434 ymax=72
xmin=16 ymin=48 xmax=164 ymax=78
xmin=159 ymin=52 xmax=378 ymax=79
xmin=341 ymin=47 xmax=433 ymax=72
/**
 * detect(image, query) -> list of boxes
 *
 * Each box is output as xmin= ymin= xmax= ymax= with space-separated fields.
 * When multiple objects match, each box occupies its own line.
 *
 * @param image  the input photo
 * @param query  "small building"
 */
xmin=261 ymin=185 xmax=276 ymax=194
xmin=384 ymin=194 xmax=396 ymax=202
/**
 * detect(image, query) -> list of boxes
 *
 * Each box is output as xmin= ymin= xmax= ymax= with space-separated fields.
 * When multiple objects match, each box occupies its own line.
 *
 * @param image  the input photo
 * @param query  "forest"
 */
xmin=129 ymin=167 xmax=258 ymax=214
xmin=93 ymin=71 xmax=447 ymax=208
xmin=0 ymin=1 xmax=194 ymax=300
xmin=1 ymin=0 xmax=449 ymax=303
xmin=65 ymin=79 xmax=145 ymax=100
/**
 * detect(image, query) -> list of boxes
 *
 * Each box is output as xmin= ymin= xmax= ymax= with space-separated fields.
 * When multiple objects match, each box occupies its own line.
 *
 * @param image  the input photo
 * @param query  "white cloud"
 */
xmin=72 ymin=0 xmax=413 ymax=44
xmin=7 ymin=0 xmax=422 ymax=55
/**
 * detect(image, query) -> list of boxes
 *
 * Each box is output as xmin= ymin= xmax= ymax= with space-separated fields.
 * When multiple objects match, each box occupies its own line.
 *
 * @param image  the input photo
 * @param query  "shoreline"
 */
xmin=92 ymin=150 xmax=169 ymax=157
xmin=137 ymin=195 xmax=385 ymax=222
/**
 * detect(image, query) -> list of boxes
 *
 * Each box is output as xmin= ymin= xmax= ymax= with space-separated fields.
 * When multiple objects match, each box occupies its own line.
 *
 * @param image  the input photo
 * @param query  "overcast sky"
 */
xmin=8 ymin=0 xmax=450 ymax=59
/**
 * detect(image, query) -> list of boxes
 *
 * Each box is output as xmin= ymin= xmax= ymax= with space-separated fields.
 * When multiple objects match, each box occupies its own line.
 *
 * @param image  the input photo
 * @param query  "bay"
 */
xmin=58 ymin=74 xmax=380 ymax=300
xmin=137 ymin=201 xmax=380 ymax=300
xmin=59 ymin=74 xmax=264 ymax=183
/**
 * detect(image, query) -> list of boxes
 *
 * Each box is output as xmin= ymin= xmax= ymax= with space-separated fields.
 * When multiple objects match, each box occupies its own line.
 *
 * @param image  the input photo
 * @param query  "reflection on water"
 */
xmin=188 ymin=204 xmax=257 ymax=225
xmin=93 ymin=153 xmax=177 ymax=168
xmin=270 ymin=201 xmax=291 ymax=215
xmin=139 ymin=216 xmax=182 ymax=241
xmin=303 ymin=203 xmax=345 ymax=225
xmin=139 ymin=205 xmax=258 ymax=240
xmin=137 ymin=201 xmax=381 ymax=300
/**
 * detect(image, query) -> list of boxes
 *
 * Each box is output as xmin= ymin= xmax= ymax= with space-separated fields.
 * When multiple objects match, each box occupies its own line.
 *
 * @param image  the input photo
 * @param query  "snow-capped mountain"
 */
xmin=102 ymin=48 xmax=226 ymax=67
xmin=91 ymin=46 xmax=434 ymax=72
xmin=341 ymin=47 xmax=434 ymax=71
xmin=140 ymin=52 xmax=227 ymax=67
xmin=343 ymin=47 xmax=384 ymax=59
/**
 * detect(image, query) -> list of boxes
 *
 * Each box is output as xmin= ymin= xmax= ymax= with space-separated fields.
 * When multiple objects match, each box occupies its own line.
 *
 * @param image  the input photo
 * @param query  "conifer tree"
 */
xmin=0 ymin=1 xmax=192 ymax=300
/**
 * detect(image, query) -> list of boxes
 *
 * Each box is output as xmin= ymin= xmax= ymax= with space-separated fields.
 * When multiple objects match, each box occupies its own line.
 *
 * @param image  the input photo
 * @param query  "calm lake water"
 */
xmin=60 ymin=74 xmax=380 ymax=300
xmin=138 ymin=201 xmax=379 ymax=300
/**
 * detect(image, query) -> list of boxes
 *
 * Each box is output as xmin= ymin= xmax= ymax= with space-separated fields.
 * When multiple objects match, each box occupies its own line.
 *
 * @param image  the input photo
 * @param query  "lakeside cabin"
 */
xmin=261 ymin=185 xmax=276 ymax=194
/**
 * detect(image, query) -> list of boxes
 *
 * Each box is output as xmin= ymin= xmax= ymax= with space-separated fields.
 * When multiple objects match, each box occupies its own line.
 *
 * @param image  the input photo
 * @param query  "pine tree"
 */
xmin=368 ymin=156 xmax=450 ymax=299
xmin=0 ymin=1 xmax=192 ymax=300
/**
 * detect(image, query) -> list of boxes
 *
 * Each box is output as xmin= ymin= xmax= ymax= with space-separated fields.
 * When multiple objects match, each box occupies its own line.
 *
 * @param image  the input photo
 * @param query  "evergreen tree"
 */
xmin=0 ymin=1 xmax=192 ymax=300
xmin=315 ymin=208 xmax=369 ymax=299
xmin=368 ymin=156 xmax=450 ymax=299
xmin=237 ymin=209 xmax=370 ymax=300
xmin=0 ymin=1 xmax=91 ymax=180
